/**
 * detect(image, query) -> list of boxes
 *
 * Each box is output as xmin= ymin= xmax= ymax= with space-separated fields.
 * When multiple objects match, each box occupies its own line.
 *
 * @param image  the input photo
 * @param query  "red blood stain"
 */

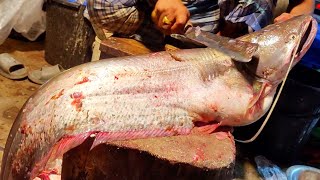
xmin=46 ymin=89 xmax=65 ymax=105
xmin=70 ymin=92 xmax=83 ymax=99
xmin=165 ymin=126 xmax=179 ymax=135
xmin=38 ymin=169 xmax=58 ymax=180
xmin=247 ymin=106 xmax=255 ymax=115
xmin=193 ymin=148 xmax=205 ymax=162
xmin=53 ymin=89 xmax=64 ymax=99
xmin=70 ymin=92 xmax=84 ymax=112
xmin=154 ymin=95 xmax=158 ymax=98
xmin=20 ymin=123 xmax=32 ymax=134
xmin=209 ymin=105 xmax=218 ymax=112
xmin=256 ymin=100 xmax=262 ymax=110
xmin=75 ymin=77 xmax=90 ymax=85
xmin=114 ymin=76 xmax=119 ymax=80
xmin=65 ymin=125 xmax=76 ymax=131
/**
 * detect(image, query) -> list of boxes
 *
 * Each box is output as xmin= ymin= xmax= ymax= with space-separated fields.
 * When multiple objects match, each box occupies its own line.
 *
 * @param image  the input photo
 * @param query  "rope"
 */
xmin=235 ymin=33 xmax=301 ymax=143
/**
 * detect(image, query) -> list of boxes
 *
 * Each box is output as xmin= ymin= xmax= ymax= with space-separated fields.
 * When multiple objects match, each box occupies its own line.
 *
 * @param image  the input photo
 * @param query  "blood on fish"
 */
xmin=70 ymin=92 xmax=83 ymax=99
xmin=20 ymin=123 xmax=32 ymax=134
xmin=71 ymin=99 xmax=82 ymax=112
xmin=45 ymin=89 xmax=64 ymax=105
xmin=70 ymin=92 xmax=84 ymax=112
xmin=74 ymin=77 xmax=90 ymax=85
xmin=247 ymin=106 xmax=255 ymax=116
xmin=114 ymin=76 xmax=119 ymax=80
xmin=37 ymin=169 xmax=58 ymax=180
xmin=209 ymin=105 xmax=218 ymax=112
xmin=165 ymin=126 xmax=179 ymax=135
xmin=194 ymin=123 xmax=220 ymax=134
xmin=64 ymin=125 xmax=76 ymax=131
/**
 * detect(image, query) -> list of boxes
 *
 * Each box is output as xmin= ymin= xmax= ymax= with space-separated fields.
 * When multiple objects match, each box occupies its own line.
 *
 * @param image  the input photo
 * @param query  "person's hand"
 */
xmin=274 ymin=13 xmax=295 ymax=23
xmin=151 ymin=0 xmax=190 ymax=35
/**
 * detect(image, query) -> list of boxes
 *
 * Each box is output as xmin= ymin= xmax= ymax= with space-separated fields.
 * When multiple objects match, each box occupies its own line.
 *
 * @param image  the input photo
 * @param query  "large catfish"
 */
xmin=1 ymin=15 xmax=318 ymax=179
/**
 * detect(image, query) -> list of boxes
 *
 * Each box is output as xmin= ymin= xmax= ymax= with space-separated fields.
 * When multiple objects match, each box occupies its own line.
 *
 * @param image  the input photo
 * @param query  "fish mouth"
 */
xmin=295 ymin=17 xmax=318 ymax=59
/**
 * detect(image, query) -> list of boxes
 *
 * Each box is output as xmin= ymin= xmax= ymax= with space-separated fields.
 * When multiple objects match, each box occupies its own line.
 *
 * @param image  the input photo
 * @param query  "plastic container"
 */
xmin=286 ymin=165 xmax=320 ymax=180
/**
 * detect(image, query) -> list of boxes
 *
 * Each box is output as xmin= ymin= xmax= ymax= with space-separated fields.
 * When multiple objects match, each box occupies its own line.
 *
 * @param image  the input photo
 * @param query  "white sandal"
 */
xmin=28 ymin=64 xmax=65 ymax=85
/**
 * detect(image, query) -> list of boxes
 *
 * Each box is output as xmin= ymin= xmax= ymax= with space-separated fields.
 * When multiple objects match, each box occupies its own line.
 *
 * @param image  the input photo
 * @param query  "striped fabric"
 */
xmin=220 ymin=0 xmax=276 ymax=31
xmin=87 ymin=0 xmax=276 ymax=44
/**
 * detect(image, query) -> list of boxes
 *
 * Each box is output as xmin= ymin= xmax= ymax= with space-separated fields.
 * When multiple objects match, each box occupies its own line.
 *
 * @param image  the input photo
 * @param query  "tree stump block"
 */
xmin=99 ymin=37 xmax=179 ymax=58
xmin=62 ymin=131 xmax=236 ymax=180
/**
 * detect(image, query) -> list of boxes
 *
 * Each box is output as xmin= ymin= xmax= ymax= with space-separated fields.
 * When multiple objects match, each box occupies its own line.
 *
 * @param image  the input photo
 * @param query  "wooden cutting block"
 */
xmin=99 ymin=37 xmax=179 ymax=58
xmin=62 ymin=131 xmax=236 ymax=180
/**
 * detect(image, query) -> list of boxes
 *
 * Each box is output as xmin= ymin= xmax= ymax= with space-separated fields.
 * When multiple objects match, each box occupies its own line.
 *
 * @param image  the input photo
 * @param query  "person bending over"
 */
xmin=87 ymin=0 xmax=314 ymax=45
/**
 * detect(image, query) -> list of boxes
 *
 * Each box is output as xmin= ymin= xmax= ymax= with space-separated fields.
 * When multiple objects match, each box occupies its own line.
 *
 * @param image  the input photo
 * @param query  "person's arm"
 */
xmin=274 ymin=0 xmax=315 ymax=23
xmin=151 ymin=0 xmax=190 ymax=35
xmin=290 ymin=0 xmax=315 ymax=15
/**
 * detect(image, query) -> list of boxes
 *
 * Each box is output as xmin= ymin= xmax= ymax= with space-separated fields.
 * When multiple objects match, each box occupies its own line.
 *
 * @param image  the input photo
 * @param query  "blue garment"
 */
xmin=300 ymin=21 xmax=320 ymax=71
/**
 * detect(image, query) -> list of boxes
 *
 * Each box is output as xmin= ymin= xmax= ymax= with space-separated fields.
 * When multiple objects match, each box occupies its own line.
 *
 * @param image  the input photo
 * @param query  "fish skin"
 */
xmin=239 ymin=15 xmax=318 ymax=83
xmin=1 ymin=15 xmax=317 ymax=180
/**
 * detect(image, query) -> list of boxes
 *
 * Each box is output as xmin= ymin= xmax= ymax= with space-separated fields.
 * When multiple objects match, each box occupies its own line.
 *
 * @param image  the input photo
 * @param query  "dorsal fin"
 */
xmin=172 ymin=27 xmax=259 ymax=62
xmin=167 ymin=48 xmax=234 ymax=82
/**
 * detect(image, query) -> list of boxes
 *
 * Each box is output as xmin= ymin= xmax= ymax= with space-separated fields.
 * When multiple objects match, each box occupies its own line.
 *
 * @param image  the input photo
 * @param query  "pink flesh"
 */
xmin=91 ymin=127 xmax=191 ymax=149
xmin=193 ymin=122 xmax=221 ymax=134
xmin=37 ymin=170 xmax=58 ymax=180
xmin=215 ymin=132 xmax=230 ymax=140
xmin=31 ymin=132 xmax=93 ymax=178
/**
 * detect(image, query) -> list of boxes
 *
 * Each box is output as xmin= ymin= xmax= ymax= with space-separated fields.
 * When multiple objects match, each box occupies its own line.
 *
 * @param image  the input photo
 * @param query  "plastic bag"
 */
xmin=0 ymin=0 xmax=46 ymax=44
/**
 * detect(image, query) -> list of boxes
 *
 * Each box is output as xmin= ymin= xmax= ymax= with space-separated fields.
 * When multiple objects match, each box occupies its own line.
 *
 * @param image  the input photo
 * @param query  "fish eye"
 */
xmin=285 ymin=33 xmax=298 ymax=43
xmin=289 ymin=34 xmax=297 ymax=40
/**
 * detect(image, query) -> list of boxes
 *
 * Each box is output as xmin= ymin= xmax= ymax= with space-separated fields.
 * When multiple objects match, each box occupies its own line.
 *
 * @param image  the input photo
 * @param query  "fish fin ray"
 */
xmin=184 ymin=27 xmax=258 ymax=62
xmin=168 ymin=49 xmax=234 ymax=82
xmin=91 ymin=128 xmax=191 ymax=149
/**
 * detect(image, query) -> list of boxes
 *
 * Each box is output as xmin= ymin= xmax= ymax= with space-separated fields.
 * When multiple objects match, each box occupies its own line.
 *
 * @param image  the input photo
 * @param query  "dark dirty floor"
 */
xmin=0 ymin=38 xmax=49 ymax=167
xmin=0 ymin=38 xmax=262 ymax=179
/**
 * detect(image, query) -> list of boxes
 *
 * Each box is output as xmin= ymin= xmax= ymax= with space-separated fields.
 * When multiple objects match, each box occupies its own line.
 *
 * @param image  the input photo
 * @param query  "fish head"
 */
xmin=240 ymin=15 xmax=318 ymax=83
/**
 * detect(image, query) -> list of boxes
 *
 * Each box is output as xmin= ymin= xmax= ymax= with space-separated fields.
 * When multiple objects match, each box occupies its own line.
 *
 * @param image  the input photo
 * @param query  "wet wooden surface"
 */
xmin=62 ymin=133 xmax=236 ymax=179
xmin=0 ymin=38 xmax=49 ymax=167
xmin=100 ymin=37 xmax=154 ymax=57
xmin=99 ymin=37 xmax=179 ymax=58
